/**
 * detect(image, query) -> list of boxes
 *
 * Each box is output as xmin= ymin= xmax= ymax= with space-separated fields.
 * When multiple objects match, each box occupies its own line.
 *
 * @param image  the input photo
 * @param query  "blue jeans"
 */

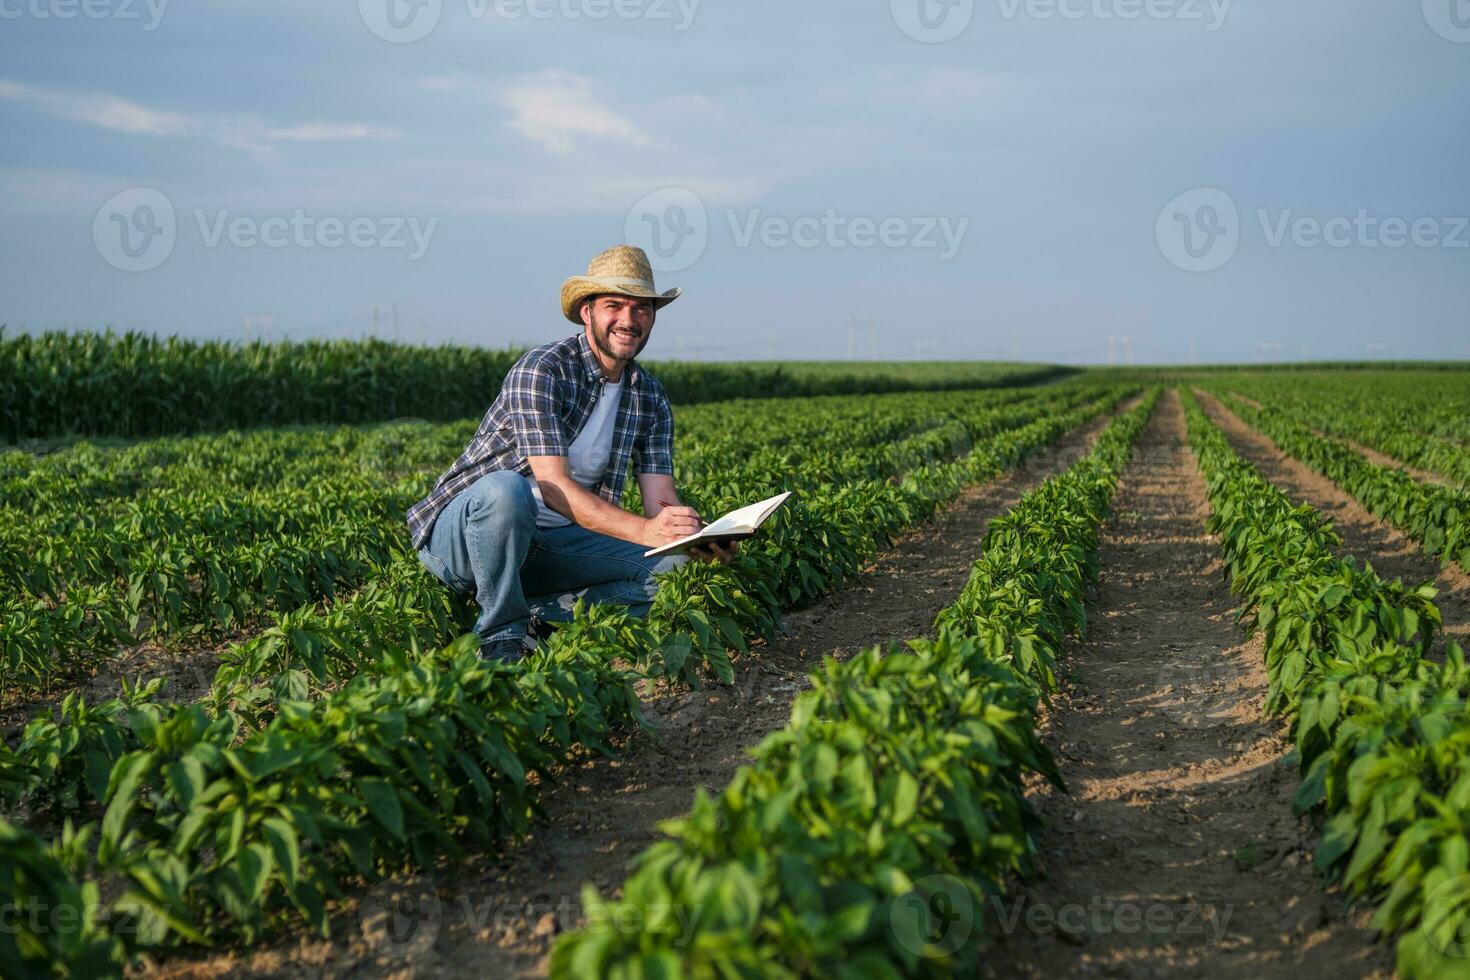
xmin=416 ymin=470 xmax=688 ymax=646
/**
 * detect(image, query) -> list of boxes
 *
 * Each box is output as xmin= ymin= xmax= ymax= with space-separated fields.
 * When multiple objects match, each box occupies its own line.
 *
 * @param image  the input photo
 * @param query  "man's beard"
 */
xmin=590 ymin=319 xmax=649 ymax=363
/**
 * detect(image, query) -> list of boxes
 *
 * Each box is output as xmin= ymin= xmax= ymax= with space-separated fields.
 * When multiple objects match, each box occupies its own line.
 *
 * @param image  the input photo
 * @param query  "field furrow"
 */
xmin=986 ymin=389 xmax=1393 ymax=979
xmin=1193 ymin=389 xmax=1470 ymax=654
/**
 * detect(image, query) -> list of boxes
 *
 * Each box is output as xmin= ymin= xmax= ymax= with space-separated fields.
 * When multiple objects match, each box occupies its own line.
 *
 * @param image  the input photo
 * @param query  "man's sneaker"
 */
xmin=526 ymin=616 xmax=556 ymax=645
xmin=479 ymin=634 xmax=533 ymax=663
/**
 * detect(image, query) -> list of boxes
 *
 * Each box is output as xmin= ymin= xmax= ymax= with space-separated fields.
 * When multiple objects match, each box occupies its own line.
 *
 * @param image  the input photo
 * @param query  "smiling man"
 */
xmin=406 ymin=244 xmax=735 ymax=662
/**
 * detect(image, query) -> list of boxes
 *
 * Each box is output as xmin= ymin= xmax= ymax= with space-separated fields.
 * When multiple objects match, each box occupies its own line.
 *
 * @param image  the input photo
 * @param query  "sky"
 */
xmin=1 ymin=0 xmax=1467 ymax=365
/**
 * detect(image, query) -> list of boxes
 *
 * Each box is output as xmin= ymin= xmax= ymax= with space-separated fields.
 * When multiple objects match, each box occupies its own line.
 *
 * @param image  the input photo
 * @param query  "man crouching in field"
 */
xmin=406 ymin=245 xmax=736 ymax=662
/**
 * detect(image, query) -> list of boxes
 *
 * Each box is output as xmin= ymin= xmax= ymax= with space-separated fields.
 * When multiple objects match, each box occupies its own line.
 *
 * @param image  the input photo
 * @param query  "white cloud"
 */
xmin=263 ymin=123 xmax=401 ymax=142
xmin=498 ymin=71 xmax=648 ymax=154
xmin=0 ymin=80 xmax=398 ymax=152
xmin=0 ymin=81 xmax=189 ymax=135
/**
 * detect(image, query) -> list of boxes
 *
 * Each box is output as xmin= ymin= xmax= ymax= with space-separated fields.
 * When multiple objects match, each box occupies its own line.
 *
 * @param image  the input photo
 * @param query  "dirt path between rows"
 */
xmin=985 ymin=389 xmax=1393 ymax=980
xmin=155 ymin=403 xmax=1136 ymax=980
xmin=1197 ymin=389 xmax=1470 ymax=654
xmin=1338 ymin=439 xmax=1450 ymax=489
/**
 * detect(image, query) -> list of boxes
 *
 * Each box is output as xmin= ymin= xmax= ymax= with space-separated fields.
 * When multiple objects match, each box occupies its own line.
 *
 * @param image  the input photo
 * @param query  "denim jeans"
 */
xmin=416 ymin=470 xmax=688 ymax=645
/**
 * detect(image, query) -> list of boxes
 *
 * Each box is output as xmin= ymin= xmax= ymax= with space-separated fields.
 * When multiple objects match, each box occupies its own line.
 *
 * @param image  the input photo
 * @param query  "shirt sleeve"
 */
xmin=503 ymin=356 xmax=569 ymax=457
xmin=635 ymin=390 xmax=675 ymax=475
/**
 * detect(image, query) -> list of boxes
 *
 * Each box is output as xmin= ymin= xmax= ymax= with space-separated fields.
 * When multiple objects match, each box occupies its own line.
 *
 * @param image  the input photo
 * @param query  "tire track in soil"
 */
xmin=1196 ymin=389 xmax=1470 ymax=655
xmin=155 ymin=402 xmax=1139 ymax=980
xmin=985 ymin=390 xmax=1393 ymax=980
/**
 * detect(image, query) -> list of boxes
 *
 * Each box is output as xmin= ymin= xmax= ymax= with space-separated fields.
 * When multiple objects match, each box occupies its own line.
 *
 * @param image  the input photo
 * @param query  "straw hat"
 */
xmin=560 ymin=245 xmax=681 ymax=324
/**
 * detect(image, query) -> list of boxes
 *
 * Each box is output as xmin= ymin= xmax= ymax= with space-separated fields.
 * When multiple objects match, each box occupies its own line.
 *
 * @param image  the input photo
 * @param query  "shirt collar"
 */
xmin=573 ymin=331 xmax=641 ymax=388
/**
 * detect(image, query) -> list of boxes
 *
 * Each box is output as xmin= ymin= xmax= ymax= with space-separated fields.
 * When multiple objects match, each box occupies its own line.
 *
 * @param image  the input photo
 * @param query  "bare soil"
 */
xmin=984 ymin=390 xmax=1393 ymax=979
xmin=0 ymin=639 xmax=229 ymax=736
xmin=1197 ymin=389 xmax=1470 ymax=654
xmin=152 ymin=407 xmax=1133 ymax=980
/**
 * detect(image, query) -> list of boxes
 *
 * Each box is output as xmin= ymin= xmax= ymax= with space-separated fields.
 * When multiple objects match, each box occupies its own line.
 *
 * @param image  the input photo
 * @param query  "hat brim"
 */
xmin=561 ymin=277 xmax=681 ymax=324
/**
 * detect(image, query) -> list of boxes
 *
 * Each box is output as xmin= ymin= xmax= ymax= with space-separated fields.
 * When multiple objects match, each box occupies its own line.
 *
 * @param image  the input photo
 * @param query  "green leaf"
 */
xmin=164 ymin=757 xmax=206 ymax=810
xmin=359 ymin=777 xmax=406 ymax=840
xmin=237 ymin=842 xmax=275 ymax=905
xmin=261 ymin=817 xmax=301 ymax=886
xmin=890 ymin=772 xmax=920 ymax=825
xmin=714 ymin=616 xmax=747 ymax=652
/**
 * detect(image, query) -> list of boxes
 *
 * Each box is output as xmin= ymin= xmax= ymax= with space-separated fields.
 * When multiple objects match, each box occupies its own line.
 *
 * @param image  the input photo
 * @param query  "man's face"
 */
xmin=582 ymin=295 xmax=655 ymax=363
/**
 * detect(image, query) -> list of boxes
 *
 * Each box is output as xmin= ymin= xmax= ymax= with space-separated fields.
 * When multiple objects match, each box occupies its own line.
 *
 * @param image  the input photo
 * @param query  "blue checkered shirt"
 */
xmin=407 ymin=332 xmax=675 ymax=549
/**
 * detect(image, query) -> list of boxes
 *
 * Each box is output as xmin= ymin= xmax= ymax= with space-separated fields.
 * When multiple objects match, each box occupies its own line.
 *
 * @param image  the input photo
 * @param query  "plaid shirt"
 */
xmin=407 ymin=331 xmax=675 ymax=549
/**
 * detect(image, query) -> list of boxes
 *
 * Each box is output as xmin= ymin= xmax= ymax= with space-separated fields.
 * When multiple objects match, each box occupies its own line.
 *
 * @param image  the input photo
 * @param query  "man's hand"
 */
xmin=644 ymin=505 xmax=703 ymax=547
xmin=689 ymin=540 xmax=740 ymax=564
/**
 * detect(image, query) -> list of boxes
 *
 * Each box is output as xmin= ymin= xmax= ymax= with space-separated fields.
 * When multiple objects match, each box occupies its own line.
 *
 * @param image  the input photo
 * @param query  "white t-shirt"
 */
xmin=529 ymin=376 xmax=624 ymax=528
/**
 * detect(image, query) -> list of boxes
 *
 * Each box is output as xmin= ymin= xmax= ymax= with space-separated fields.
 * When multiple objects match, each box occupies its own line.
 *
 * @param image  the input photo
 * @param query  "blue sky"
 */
xmin=1 ymin=0 xmax=1467 ymax=364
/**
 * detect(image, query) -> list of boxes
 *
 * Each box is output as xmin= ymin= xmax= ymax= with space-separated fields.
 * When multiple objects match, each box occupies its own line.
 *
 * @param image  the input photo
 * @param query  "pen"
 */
xmin=658 ymin=498 xmax=708 ymax=530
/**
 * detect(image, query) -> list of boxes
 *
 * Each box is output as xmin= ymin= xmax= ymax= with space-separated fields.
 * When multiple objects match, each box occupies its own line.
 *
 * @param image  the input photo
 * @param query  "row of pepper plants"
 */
xmin=1208 ymin=389 xmax=1470 ymax=575
xmin=1219 ymin=372 xmax=1470 ymax=487
xmin=549 ymin=390 xmax=1160 ymax=978
xmin=0 ymin=385 xmax=1135 ymax=977
xmin=0 ymin=386 xmax=1079 ymax=696
xmin=1182 ymin=388 xmax=1469 ymax=980
xmin=0 ymin=386 xmax=1045 ymax=518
